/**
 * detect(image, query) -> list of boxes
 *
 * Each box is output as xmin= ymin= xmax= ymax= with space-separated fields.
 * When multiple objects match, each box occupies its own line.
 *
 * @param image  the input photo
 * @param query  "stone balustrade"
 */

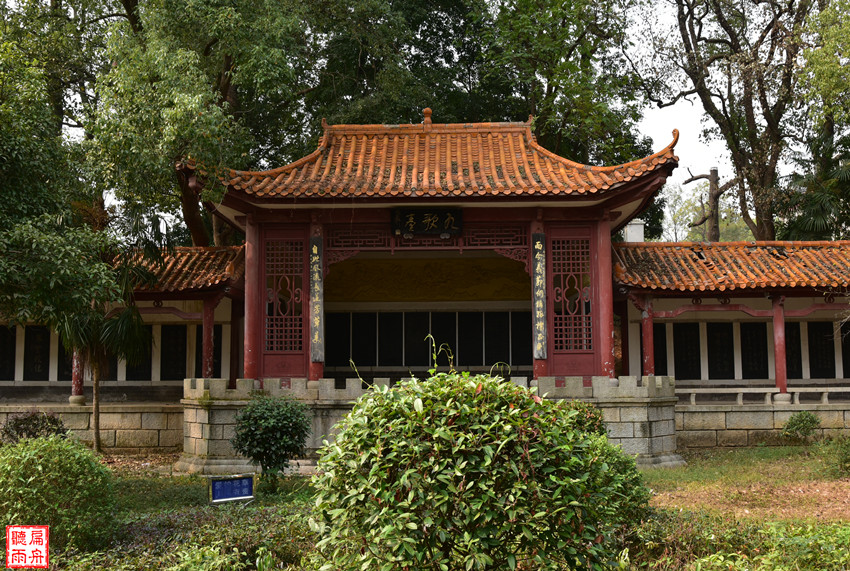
xmin=174 ymin=375 xmax=685 ymax=474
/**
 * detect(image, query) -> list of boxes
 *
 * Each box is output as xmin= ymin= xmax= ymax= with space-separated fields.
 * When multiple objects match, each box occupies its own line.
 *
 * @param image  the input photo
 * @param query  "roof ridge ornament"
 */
xmin=423 ymin=107 xmax=432 ymax=129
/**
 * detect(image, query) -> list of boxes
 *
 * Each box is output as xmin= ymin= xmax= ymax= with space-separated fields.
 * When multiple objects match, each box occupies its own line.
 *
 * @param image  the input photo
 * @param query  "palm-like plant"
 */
xmin=779 ymin=128 xmax=850 ymax=240
xmin=54 ymin=207 xmax=169 ymax=452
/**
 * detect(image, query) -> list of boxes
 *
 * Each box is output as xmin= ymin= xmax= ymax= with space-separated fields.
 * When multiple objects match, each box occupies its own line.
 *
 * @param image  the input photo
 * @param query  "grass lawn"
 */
xmin=13 ymin=446 xmax=850 ymax=570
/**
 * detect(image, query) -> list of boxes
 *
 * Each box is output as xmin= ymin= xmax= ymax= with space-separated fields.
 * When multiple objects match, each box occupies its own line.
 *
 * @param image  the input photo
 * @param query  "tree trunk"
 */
xmin=177 ymin=169 xmax=210 ymax=247
xmin=92 ymin=360 xmax=102 ymax=453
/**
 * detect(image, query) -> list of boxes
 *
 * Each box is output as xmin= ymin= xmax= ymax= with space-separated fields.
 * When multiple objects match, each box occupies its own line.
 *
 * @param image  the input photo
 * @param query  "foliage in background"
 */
xmin=628 ymin=510 xmax=850 ymax=570
xmin=782 ymin=410 xmax=822 ymax=443
xmin=0 ymin=410 xmax=68 ymax=445
xmin=820 ymin=436 xmax=850 ymax=479
xmin=658 ymin=183 xmax=753 ymax=242
xmin=0 ymin=436 xmax=115 ymax=550
xmin=631 ymin=0 xmax=825 ymax=240
xmin=311 ymin=373 xmax=649 ymax=570
xmin=800 ymin=0 xmax=850 ymax=127
xmin=231 ymin=394 xmax=312 ymax=478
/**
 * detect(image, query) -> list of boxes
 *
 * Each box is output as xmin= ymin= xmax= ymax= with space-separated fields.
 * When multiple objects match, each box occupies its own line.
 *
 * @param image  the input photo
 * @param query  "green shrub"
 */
xmin=1 ymin=409 xmax=68 ymax=444
xmin=311 ymin=372 xmax=650 ymax=570
xmin=782 ymin=410 xmax=821 ymax=442
xmin=231 ymin=394 xmax=312 ymax=476
xmin=0 ymin=435 xmax=115 ymax=550
xmin=820 ymin=436 xmax=850 ymax=477
xmin=564 ymin=399 xmax=606 ymax=436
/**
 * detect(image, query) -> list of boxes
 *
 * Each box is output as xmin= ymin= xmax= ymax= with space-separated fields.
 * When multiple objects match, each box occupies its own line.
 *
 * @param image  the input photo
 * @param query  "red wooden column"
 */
xmin=640 ymin=296 xmax=655 ymax=376
xmin=596 ymin=215 xmax=615 ymax=377
xmin=308 ymin=220 xmax=324 ymax=381
xmin=69 ymin=351 xmax=85 ymax=405
xmin=244 ymin=215 xmax=260 ymax=381
xmin=772 ymin=294 xmax=789 ymax=398
xmin=201 ymin=296 xmax=220 ymax=378
xmin=229 ymin=299 xmax=242 ymax=388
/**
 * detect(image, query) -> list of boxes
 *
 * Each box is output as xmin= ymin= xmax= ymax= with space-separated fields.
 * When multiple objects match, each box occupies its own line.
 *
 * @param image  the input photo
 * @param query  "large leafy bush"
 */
xmin=231 ymin=394 xmax=312 ymax=476
xmin=311 ymin=372 xmax=650 ymax=570
xmin=0 ymin=435 xmax=115 ymax=550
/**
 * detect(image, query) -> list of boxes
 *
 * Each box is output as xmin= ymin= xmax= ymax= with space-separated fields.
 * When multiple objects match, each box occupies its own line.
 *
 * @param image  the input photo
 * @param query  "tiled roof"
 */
xmin=132 ymin=246 xmax=244 ymax=293
xmin=614 ymin=241 xmax=850 ymax=292
xmin=225 ymin=109 xmax=678 ymax=200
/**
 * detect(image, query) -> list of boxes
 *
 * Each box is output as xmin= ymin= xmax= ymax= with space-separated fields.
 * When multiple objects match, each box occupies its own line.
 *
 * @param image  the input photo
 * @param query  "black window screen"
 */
xmin=24 ymin=326 xmax=50 ymax=381
xmin=0 ymin=326 xmax=15 ymax=380
xmin=484 ymin=312 xmax=510 ymax=365
xmin=126 ymin=326 xmax=153 ymax=381
xmin=511 ymin=312 xmax=533 ymax=367
xmin=58 ymin=337 xmax=117 ymax=381
xmin=431 ymin=312 xmax=457 ymax=368
xmin=378 ymin=313 xmax=403 ymax=366
xmin=324 ymin=311 xmax=533 ymax=370
xmin=325 ymin=313 xmax=351 ymax=367
xmin=457 ymin=312 xmax=484 ymax=367
xmin=673 ymin=323 xmax=701 ymax=380
xmin=404 ymin=313 xmax=430 ymax=367
xmin=707 ymin=323 xmax=734 ymax=380
xmin=160 ymin=325 xmax=188 ymax=381
xmin=740 ymin=322 xmax=768 ymax=379
xmin=808 ymin=321 xmax=836 ymax=379
xmin=786 ymin=322 xmax=803 ymax=379
xmin=194 ymin=325 xmax=223 ymax=378
xmin=351 ymin=313 xmax=377 ymax=367
xmin=842 ymin=322 xmax=850 ymax=380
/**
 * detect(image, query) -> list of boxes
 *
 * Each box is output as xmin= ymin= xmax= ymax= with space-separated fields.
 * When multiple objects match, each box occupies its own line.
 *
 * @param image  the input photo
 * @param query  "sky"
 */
xmin=638 ymin=99 xmax=734 ymax=189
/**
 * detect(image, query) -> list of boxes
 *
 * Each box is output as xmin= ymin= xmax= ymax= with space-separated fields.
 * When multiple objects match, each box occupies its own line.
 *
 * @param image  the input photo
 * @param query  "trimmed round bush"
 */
xmin=0 ymin=435 xmax=115 ymax=550
xmin=1 ymin=410 xmax=68 ymax=444
xmin=231 ymin=393 xmax=312 ymax=476
xmin=311 ymin=373 xmax=650 ymax=570
xmin=782 ymin=410 xmax=821 ymax=443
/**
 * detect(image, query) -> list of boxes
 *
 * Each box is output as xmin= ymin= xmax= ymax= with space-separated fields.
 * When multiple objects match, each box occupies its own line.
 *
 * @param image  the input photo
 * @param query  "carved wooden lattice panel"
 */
xmin=265 ymin=239 xmax=304 ymax=352
xmin=463 ymin=225 xmax=528 ymax=247
xmin=551 ymin=238 xmax=592 ymax=351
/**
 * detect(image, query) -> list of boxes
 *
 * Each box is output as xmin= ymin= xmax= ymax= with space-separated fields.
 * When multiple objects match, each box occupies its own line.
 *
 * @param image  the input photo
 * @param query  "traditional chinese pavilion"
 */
xmin=205 ymin=108 xmax=679 ymax=383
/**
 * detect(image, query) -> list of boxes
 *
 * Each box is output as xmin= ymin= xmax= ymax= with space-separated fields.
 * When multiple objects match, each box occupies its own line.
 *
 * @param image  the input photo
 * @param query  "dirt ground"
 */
xmin=102 ymin=452 xmax=181 ymax=476
xmin=651 ymin=479 xmax=850 ymax=522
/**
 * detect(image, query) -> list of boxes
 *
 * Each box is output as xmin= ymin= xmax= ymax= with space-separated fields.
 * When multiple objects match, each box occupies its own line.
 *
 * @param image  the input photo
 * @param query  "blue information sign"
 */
xmin=209 ymin=475 xmax=254 ymax=504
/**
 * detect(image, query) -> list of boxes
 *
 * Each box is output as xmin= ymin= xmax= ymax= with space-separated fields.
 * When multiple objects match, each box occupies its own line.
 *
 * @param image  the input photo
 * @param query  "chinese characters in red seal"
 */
xmin=6 ymin=526 xmax=49 ymax=569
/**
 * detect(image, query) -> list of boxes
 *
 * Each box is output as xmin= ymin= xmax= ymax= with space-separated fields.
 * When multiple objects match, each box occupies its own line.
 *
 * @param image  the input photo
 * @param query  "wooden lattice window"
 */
xmin=551 ymin=238 xmax=592 ymax=352
xmin=265 ymin=239 xmax=304 ymax=352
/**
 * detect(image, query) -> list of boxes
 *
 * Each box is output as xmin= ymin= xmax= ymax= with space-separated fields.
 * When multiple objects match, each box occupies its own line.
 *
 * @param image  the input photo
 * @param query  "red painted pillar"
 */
xmin=244 ymin=215 xmax=260 ymax=381
xmin=597 ymin=215 xmax=615 ymax=377
xmin=202 ymin=297 xmax=217 ymax=378
xmin=640 ymin=296 xmax=655 ymax=376
xmin=69 ymin=351 xmax=85 ymax=405
xmin=229 ymin=299 xmax=241 ymax=388
xmin=772 ymin=295 xmax=788 ymax=394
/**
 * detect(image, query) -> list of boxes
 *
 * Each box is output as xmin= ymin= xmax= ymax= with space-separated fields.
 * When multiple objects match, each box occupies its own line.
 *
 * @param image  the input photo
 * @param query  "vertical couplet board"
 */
xmin=548 ymin=225 xmax=597 ymax=376
xmin=532 ymin=234 xmax=547 ymax=360
xmin=309 ymin=235 xmax=324 ymax=363
xmin=260 ymin=227 xmax=309 ymax=378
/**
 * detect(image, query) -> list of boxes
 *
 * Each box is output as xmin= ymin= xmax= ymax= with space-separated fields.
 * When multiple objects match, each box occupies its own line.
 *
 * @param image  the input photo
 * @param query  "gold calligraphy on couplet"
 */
xmin=532 ymin=235 xmax=547 ymax=359
xmin=309 ymin=237 xmax=324 ymax=361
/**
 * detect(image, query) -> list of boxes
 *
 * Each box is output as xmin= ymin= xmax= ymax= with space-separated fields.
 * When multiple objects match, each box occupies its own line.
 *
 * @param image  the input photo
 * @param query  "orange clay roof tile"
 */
xmin=614 ymin=241 xmax=850 ymax=292
xmin=224 ymin=109 xmax=678 ymax=200
xmin=132 ymin=246 xmax=244 ymax=293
